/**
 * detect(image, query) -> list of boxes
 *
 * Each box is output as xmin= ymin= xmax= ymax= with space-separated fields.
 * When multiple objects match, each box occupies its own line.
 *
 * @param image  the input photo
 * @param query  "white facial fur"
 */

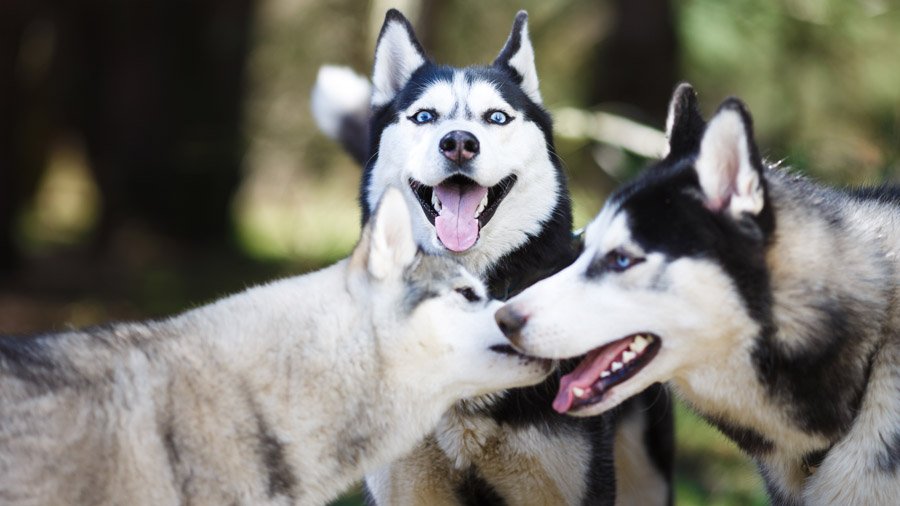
xmin=501 ymin=203 xmax=760 ymax=416
xmin=365 ymin=12 xmax=559 ymax=277
xmin=362 ymin=188 xmax=551 ymax=401
xmin=367 ymin=72 xmax=559 ymax=276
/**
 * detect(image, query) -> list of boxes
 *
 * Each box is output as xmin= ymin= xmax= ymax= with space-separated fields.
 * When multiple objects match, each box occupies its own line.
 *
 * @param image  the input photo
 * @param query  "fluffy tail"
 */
xmin=311 ymin=65 xmax=372 ymax=166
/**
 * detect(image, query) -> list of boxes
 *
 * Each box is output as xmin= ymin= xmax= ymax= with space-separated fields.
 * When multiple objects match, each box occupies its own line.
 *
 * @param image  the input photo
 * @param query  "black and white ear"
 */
xmin=367 ymin=187 xmax=418 ymax=280
xmin=371 ymin=9 xmax=428 ymax=107
xmin=493 ymin=11 xmax=542 ymax=104
xmin=695 ymin=99 xmax=766 ymax=218
xmin=664 ymin=83 xmax=705 ymax=157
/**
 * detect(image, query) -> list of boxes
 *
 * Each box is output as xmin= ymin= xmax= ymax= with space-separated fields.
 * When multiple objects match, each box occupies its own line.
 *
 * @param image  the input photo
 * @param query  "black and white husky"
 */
xmin=313 ymin=10 xmax=673 ymax=505
xmin=499 ymin=84 xmax=900 ymax=505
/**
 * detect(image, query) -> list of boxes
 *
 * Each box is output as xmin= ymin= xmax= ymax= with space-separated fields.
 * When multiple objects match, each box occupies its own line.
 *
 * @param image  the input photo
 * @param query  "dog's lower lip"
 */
xmin=490 ymin=344 xmax=553 ymax=368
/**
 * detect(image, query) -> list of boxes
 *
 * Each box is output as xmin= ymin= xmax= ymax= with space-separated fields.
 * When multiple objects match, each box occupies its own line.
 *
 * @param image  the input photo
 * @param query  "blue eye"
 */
xmin=411 ymin=110 xmax=436 ymax=124
xmin=607 ymin=250 xmax=643 ymax=272
xmin=486 ymin=110 xmax=511 ymax=125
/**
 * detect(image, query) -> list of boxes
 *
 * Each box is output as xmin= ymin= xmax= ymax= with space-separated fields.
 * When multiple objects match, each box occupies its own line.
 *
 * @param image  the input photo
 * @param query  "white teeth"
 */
xmin=431 ymin=192 xmax=442 ymax=212
xmin=631 ymin=335 xmax=649 ymax=353
xmin=475 ymin=194 xmax=488 ymax=217
xmin=622 ymin=351 xmax=636 ymax=363
xmin=600 ymin=371 xmax=610 ymax=378
xmin=611 ymin=361 xmax=623 ymax=372
xmin=572 ymin=387 xmax=585 ymax=397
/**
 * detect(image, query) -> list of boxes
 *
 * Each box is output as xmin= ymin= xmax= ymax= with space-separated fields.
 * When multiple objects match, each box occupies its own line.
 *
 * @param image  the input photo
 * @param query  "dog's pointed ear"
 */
xmin=371 ymin=9 xmax=428 ymax=108
xmin=493 ymin=11 xmax=542 ymax=104
xmin=364 ymin=187 xmax=418 ymax=280
xmin=664 ymin=83 xmax=705 ymax=157
xmin=695 ymin=98 xmax=766 ymax=218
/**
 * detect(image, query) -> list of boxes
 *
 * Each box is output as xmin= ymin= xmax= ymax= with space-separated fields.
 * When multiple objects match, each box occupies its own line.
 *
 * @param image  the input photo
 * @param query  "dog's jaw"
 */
xmin=408 ymin=174 xmax=518 ymax=253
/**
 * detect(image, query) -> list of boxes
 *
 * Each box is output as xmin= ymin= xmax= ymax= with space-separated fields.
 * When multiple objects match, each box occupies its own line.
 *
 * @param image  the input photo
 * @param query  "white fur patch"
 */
xmin=505 ymin=22 xmax=542 ymax=105
xmin=368 ymin=187 xmax=417 ymax=280
xmin=371 ymin=20 xmax=426 ymax=107
xmin=695 ymin=108 xmax=764 ymax=217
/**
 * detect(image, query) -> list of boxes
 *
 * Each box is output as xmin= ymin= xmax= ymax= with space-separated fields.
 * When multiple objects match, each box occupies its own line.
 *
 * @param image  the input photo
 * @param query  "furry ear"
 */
xmin=695 ymin=99 xmax=766 ymax=217
xmin=366 ymin=187 xmax=418 ymax=280
xmin=371 ymin=9 xmax=428 ymax=107
xmin=664 ymin=83 xmax=705 ymax=157
xmin=493 ymin=11 xmax=542 ymax=104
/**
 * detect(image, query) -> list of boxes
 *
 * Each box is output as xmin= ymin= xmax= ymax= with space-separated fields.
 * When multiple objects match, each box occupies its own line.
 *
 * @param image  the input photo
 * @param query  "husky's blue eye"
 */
xmin=486 ymin=110 xmax=511 ymax=125
xmin=410 ymin=110 xmax=436 ymax=124
xmin=607 ymin=250 xmax=643 ymax=273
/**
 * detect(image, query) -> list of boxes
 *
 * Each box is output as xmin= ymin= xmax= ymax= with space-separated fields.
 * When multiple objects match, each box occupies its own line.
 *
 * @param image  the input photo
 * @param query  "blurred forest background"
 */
xmin=1 ymin=0 xmax=898 ymax=504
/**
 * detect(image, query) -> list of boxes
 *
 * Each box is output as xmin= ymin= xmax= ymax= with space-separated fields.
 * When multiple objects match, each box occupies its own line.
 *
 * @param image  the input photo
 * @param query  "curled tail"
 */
xmin=311 ymin=65 xmax=372 ymax=165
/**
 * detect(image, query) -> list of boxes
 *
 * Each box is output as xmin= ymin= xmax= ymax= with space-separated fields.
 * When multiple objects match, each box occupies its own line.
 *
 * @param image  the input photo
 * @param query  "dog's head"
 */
xmin=361 ymin=10 xmax=566 ymax=277
xmin=496 ymin=85 xmax=775 ymax=416
xmin=349 ymin=188 xmax=552 ymax=402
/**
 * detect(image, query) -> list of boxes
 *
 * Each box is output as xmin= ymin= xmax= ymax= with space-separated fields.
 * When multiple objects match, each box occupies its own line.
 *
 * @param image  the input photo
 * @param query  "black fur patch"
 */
xmin=401 ymin=251 xmax=459 ymax=313
xmin=875 ymin=430 xmax=900 ymax=474
xmin=666 ymin=83 xmax=705 ymax=157
xmin=0 ymin=333 xmax=74 ymax=390
xmin=641 ymin=384 xmax=675 ymax=495
xmin=707 ymin=416 xmax=775 ymax=456
xmin=455 ymin=467 xmax=507 ymax=506
xmin=492 ymin=11 xmax=528 ymax=86
xmin=253 ymin=410 xmax=297 ymax=499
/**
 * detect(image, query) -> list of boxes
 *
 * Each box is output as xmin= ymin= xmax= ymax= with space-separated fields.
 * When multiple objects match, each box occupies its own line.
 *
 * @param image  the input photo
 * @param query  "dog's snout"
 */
xmin=439 ymin=130 xmax=480 ymax=165
xmin=495 ymin=305 xmax=528 ymax=346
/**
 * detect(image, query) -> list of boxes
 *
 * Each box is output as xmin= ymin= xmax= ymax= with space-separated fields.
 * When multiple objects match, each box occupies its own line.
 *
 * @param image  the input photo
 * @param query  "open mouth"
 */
xmin=408 ymin=174 xmax=517 ymax=252
xmin=490 ymin=344 xmax=554 ymax=370
xmin=553 ymin=333 xmax=661 ymax=414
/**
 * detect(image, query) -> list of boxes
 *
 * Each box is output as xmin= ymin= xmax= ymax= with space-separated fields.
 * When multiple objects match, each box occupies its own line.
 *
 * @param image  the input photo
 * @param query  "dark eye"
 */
xmin=410 ymin=109 xmax=437 ymax=124
xmin=485 ymin=110 xmax=511 ymax=125
xmin=606 ymin=250 xmax=643 ymax=272
xmin=455 ymin=287 xmax=481 ymax=303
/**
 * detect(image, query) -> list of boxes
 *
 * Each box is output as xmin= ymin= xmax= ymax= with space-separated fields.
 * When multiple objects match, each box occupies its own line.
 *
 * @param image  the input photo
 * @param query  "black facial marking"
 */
xmin=253 ymin=409 xmax=297 ymax=499
xmin=401 ymin=252 xmax=460 ymax=313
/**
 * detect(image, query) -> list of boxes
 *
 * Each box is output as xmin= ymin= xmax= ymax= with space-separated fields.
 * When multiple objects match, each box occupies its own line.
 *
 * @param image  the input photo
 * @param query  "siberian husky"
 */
xmin=0 ymin=189 xmax=552 ymax=506
xmin=498 ymin=84 xmax=900 ymax=505
xmin=312 ymin=9 xmax=674 ymax=505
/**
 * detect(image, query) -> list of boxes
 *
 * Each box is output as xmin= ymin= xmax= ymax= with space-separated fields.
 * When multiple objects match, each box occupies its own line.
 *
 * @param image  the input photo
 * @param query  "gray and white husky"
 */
xmin=313 ymin=10 xmax=673 ymax=505
xmin=0 ymin=189 xmax=552 ymax=506
xmin=498 ymin=84 xmax=900 ymax=505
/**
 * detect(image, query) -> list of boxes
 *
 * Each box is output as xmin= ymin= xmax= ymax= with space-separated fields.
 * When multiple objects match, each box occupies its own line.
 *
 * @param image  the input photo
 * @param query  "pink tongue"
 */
xmin=552 ymin=337 xmax=635 ymax=413
xmin=434 ymin=183 xmax=488 ymax=252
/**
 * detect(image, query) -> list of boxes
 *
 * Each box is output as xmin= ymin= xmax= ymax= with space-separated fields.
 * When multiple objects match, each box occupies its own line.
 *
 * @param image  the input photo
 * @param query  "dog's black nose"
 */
xmin=495 ymin=305 xmax=528 ymax=346
xmin=439 ymin=130 xmax=479 ymax=165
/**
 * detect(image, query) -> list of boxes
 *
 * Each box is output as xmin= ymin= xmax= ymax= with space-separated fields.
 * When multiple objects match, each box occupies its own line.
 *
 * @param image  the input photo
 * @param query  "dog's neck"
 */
xmin=673 ymin=170 xmax=899 ymax=497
